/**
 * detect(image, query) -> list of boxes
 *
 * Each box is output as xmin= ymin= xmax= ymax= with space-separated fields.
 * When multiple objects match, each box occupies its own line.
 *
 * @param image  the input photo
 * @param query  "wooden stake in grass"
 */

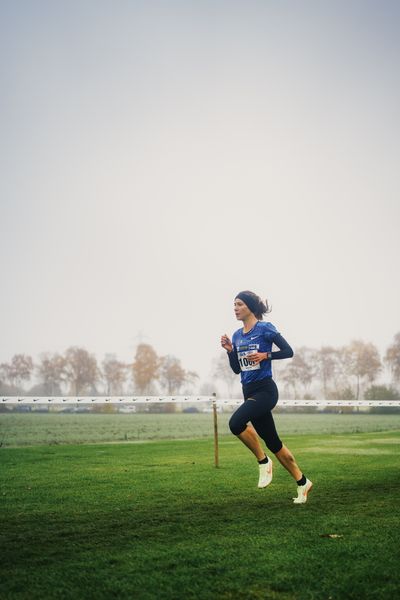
xmin=212 ymin=394 xmax=219 ymax=468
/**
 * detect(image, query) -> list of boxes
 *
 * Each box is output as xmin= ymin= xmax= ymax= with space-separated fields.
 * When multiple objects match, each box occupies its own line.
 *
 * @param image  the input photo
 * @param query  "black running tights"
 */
xmin=228 ymin=377 xmax=283 ymax=454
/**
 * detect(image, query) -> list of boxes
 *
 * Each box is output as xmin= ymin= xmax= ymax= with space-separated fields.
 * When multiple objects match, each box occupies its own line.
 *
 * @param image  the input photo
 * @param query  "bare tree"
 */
xmin=344 ymin=340 xmax=381 ymax=399
xmin=330 ymin=347 xmax=351 ymax=390
xmin=213 ymin=354 xmax=238 ymax=398
xmin=281 ymin=347 xmax=313 ymax=399
xmin=0 ymin=354 xmax=34 ymax=389
xmin=385 ymin=332 xmax=400 ymax=384
xmin=37 ymin=353 xmax=68 ymax=395
xmin=0 ymin=364 xmax=11 ymax=386
xmin=132 ymin=343 xmax=160 ymax=394
xmin=64 ymin=347 xmax=99 ymax=395
xmin=159 ymin=355 xmax=186 ymax=394
xmin=102 ymin=354 xmax=128 ymax=395
xmin=183 ymin=370 xmax=199 ymax=394
xmin=159 ymin=356 xmax=199 ymax=400
xmin=314 ymin=346 xmax=339 ymax=398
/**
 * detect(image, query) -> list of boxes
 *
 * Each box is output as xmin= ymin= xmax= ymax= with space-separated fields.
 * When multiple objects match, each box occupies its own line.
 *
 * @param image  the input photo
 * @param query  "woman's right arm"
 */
xmin=227 ymin=349 xmax=241 ymax=374
xmin=221 ymin=334 xmax=241 ymax=374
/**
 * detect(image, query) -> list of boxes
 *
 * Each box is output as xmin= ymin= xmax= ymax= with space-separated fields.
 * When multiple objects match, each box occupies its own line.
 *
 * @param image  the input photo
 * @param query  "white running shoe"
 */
xmin=293 ymin=478 xmax=313 ymax=504
xmin=258 ymin=457 xmax=273 ymax=488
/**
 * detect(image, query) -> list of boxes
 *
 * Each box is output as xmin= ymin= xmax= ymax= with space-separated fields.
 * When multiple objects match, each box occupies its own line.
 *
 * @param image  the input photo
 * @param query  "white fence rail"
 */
xmin=1 ymin=396 xmax=400 ymax=407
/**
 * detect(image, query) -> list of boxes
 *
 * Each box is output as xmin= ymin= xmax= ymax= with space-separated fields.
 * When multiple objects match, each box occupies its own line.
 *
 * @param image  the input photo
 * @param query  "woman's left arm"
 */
xmin=246 ymin=333 xmax=294 ymax=364
xmin=269 ymin=333 xmax=294 ymax=360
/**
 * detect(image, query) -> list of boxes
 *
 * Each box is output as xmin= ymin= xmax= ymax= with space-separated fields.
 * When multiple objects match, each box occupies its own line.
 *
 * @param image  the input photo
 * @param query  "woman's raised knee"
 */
xmin=229 ymin=415 xmax=247 ymax=436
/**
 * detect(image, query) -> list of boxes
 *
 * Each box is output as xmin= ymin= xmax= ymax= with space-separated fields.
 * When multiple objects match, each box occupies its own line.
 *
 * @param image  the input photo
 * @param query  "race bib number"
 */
xmin=237 ymin=344 xmax=260 ymax=371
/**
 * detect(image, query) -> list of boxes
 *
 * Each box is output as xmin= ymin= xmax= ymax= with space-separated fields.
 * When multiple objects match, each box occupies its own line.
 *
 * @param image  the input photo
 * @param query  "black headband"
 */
xmin=235 ymin=292 xmax=259 ymax=315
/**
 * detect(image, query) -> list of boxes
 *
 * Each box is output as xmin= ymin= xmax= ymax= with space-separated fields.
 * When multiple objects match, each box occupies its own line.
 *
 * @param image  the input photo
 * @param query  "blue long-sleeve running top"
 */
xmin=227 ymin=321 xmax=293 ymax=384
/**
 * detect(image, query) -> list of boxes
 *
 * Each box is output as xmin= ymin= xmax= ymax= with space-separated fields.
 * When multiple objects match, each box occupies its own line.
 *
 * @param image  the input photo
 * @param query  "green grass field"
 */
xmin=1 ymin=415 xmax=400 ymax=599
xmin=1 ymin=412 xmax=400 ymax=447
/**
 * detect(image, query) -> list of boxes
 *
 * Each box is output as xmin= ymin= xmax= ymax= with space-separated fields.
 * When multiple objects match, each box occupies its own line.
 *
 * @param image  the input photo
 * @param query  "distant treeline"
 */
xmin=0 ymin=344 xmax=198 ymax=397
xmin=1 ymin=333 xmax=400 ymax=401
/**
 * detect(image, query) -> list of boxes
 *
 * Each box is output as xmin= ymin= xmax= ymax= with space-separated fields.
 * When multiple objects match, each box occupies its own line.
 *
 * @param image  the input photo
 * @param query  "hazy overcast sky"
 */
xmin=1 ymin=0 xmax=399 ymax=383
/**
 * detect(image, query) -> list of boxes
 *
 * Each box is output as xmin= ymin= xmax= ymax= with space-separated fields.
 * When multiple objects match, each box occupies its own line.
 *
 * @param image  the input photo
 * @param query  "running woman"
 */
xmin=221 ymin=290 xmax=312 ymax=504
